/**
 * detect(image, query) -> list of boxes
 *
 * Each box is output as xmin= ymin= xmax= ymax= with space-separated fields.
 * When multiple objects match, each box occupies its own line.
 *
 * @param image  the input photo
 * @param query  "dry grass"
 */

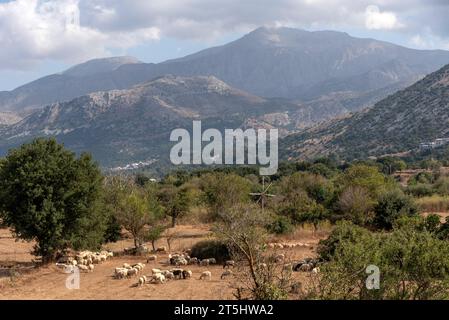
xmin=416 ymin=195 xmax=449 ymax=212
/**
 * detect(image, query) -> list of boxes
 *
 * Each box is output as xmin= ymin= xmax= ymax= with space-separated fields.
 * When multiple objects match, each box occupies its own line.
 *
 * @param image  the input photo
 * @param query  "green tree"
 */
xmin=0 ymin=138 xmax=104 ymax=262
xmin=115 ymin=186 xmax=162 ymax=248
xmin=373 ymin=189 xmax=419 ymax=230
xmin=336 ymin=164 xmax=389 ymax=199
xmin=201 ymin=173 xmax=251 ymax=217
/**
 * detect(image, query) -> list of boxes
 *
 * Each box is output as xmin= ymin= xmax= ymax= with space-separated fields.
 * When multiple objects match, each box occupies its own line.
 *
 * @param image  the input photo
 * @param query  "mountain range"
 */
xmin=1 ymin=26 xmax=449 ymax=169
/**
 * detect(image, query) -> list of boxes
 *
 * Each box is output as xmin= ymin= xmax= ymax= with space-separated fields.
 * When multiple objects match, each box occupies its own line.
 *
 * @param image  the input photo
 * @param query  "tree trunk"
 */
xmin=151 ymin=240 xmax=156 ymax=252
xmin=171 ymin=215 xmax=176 ymax=228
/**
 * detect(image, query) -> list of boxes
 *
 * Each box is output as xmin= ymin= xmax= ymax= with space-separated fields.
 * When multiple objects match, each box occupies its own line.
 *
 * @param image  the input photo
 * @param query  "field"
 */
xmin=0 ymin=225 xmax=327 ymax=300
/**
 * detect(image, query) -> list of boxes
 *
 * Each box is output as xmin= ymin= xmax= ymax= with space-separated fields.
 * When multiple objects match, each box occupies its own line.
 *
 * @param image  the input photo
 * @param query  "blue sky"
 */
xmin=1 ymin=0 xmax=448 ymax=91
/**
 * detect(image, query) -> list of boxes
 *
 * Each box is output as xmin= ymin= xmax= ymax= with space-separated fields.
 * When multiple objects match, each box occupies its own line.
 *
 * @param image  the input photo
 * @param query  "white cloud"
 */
xmin=365 ymin=5 xmax=402 ymax=30
xmin=0 ymin=0 xmax=159 ymax=70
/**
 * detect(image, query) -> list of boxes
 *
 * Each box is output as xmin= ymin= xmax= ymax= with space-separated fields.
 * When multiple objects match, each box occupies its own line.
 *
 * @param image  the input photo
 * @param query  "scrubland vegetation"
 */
xmin=2 ymin=139 xmax=449 ymax=299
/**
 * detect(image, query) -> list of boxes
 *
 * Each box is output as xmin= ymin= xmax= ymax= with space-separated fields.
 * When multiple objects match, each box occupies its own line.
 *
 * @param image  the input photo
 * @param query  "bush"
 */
xmin=267 ymin=215 xmax=294 ymax=235
xmin=313 ymin=221 xmax=449 ymax=300
xmin=317 ymin=221 xmax=372 ymax=261
xmin=373 ymin=189 xmax=419 ymax=230
xmin=405 ymin=184 xmax=435 ymax=197
xmin=190 ymin=240 xmax=231 ymax=263
xmin=435 ymin=177 xmax=449 ymax=196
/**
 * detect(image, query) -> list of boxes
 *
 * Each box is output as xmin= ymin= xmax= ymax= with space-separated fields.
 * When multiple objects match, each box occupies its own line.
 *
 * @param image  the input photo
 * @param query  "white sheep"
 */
xmin=312 ymin=267 xmax=320 ymax=274
xmin=152 ymin=273 xmax=166 ymax=284
xmin=88 ymin=264 xmax=94 ymax=272
xmin=123 ymin=263 xmax=131 ymax=269
xmin=78 ymin=265 xmax=89 ymax=272
xmin=151 ymin=268 xmax=162 ymax=275
xmin=165 ymin=272 xmax=175 ymax=280
xmin=138 ymin=276 xmax=147 ymax=286
xmin=200 ymin=271 xmax=212 ymax=280
xmin=71 ymin=260 xmax=78 ymax=266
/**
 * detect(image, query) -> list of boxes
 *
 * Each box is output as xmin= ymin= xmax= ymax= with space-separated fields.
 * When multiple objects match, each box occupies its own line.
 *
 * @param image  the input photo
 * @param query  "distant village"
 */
xmin=419 ymin=138 xmax=449 ymax=150
xmin=110 ymin=159 xmax=158 ymax=172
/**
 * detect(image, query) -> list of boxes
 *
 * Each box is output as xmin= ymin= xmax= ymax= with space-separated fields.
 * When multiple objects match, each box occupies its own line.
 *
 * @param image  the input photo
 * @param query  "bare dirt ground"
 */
xmin=0 ymin=224 xmax=327 ymax=300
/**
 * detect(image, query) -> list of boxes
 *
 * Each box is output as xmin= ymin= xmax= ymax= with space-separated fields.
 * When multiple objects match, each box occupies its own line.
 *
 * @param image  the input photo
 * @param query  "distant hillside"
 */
xmin=0 ymin=76 xmax=299 ymax=168
xmin=281 ymin=64 xmax=449 ymax=161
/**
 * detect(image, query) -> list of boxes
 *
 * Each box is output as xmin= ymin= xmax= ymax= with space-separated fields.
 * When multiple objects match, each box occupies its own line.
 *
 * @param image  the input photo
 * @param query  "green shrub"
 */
xmin=405 ymin=184 xmax=435 ymax=197
xmin=373 ymin=189 xmax=419 ymax=230
xmin=267 ymin=215 xmax=294 ymax=235
xmin=190 ymin=240 xmax=231 ymax=263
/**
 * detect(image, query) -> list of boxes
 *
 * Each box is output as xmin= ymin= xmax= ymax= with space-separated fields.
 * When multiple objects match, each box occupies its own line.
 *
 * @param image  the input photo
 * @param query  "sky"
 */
xmin=0 ymin=0 xmax=449 ymax=91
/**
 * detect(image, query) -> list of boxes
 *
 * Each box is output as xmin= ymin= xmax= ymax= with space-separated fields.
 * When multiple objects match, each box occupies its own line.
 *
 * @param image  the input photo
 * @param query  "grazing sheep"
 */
xmin=274 ymin=243 xmax=284 ymax=249
xmin=71 ymin=260 xmax=78 ymax=266
xmin=138 ymin=276 xmax=147 ymax=286
xmin=115 ymin=268 xmax=128 ymax=279
xmin=208 ymin=258 xmax=217 ymax=265
xmin=221 ymin=270 xmax=233 ymax=279
xmin=127 ymin=268 xmax=139 ymax=277
xmin=78 ymin=265 xmax=89 ymax=272
xmin=151 ymin=268 xmax=162 ymax=275
xmin=152 ymin=273 xmax=166 ymax=284
xmin=223 ymin=260 xmax=235 ymax=269
xmin=123 ymin=263 xmax=131 ymax=269
xmin=146 ymin=255 xmax=157 ymax=262
xmin=156 ymin=246 xmax=167 ymax=253
xmin=182 ymin=270 xmax=192 ymax=279
xmin=312 ymin=267 xmax=320 ymax=274
xmin=88 ymin=264 xmax=94 ymax=272
xmin=200 ymin=271 xmax=212 ymax=280
xmin=189 ymin=257 xmax=198 ymax=265
xmin=200 ymin=259 xmax=210 ymax=266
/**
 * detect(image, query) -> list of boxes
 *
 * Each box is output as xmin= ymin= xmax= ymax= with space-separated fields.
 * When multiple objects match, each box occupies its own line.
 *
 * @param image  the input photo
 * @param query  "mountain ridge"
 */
xmin=281 ymin=63 xmax=449 ymax=161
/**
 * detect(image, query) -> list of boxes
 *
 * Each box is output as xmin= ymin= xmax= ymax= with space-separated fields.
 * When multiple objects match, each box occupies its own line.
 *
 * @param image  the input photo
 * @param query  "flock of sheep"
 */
xmin=267 ymin=242 xmax=312 ymax=249
xmin=113 ymin=251 xmax=237 ymax=286
xmin=54 ymin=241 xmax=318 ymax=293
xmin=56 ymin=250 xmax=114 ymax=273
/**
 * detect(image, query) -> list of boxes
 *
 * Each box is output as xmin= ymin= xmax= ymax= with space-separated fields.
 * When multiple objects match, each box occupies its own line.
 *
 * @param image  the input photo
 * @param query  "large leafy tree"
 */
xmin=0 ymin=138 xmax=105 ymax=262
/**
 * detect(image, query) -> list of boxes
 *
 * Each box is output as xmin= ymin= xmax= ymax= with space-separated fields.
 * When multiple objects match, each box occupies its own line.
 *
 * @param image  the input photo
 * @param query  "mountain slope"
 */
xmin=0 ymin=56 xmax=142 ymax=115
xmin=281 ymin=64 xmax=449 ymax=160
xmin=2 ymin=27 xmax=449 ymax=119
xmin=0 ymin=75 xmax=299 ymax=167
